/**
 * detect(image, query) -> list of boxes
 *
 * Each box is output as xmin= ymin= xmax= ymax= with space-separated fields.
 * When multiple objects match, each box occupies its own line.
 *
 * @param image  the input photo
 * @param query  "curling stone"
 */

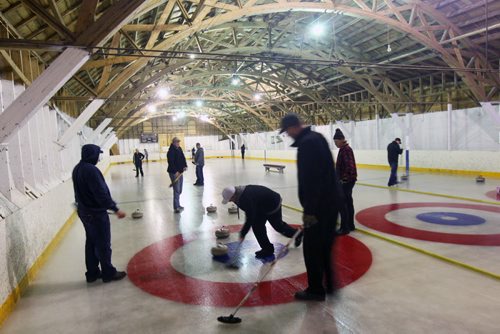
xmin=228 ymin=206 xmax=238 ymax=214
xmin=131 ymin=209 xmax=143 ymax=219
xmin=476 ymin=175 xmax=485 ymax=183
xmin=211 ymin=243 xmax=228 ymax=256
xmin=206 ymin=204 xmax=217 ymax=213
xmin=215 ymin=226 xmax=230 ymax=239
xmin=401 ymin=175 xmax=409 ymax=181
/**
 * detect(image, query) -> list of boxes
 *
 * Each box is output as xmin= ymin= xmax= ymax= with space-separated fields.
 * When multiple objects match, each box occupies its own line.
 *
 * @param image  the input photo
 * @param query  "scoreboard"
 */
xmin=140 ymin=133 xmax=158 ymax=143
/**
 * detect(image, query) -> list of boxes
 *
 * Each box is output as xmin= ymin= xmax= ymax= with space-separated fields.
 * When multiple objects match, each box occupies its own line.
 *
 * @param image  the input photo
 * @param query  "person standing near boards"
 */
xmin=72 ymin=144 xmax=127 ymax=283
xmin=193 ymin=143 xmax=205 ymax=186
xmin=241 ymin=144 xmax=246 ymax=160
xmin=133 ymin=149 xmax=145 ymax=177
xmin=333 ymin=129 xmax=357 ymax=235
xmin=387 ymin=138 xmax=403 ymax=187
xmin=143 ymin=148 xmax=148 ymax=162
xmin=167 ymin=137 xmax=187 ymax=213
xmin=280 ymin=113 xmax=339 ymax=301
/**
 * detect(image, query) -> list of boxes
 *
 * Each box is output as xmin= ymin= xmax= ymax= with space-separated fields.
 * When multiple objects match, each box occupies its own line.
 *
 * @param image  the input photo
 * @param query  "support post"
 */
xmin=57 ymin=99 xmax=105 ymax=147
xmin=0 ymin=48 xmax=90 ymax=144
xmin=88 ymin=118 xmax=112 ymax=143
xmin=447 ymin=103 xmax=452 ymax=151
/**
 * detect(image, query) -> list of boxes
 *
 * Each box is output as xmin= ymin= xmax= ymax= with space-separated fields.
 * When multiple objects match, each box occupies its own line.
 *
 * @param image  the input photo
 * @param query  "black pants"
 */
xmin=195 ymin=165 xmax=204 ymax=185
xmin=302 ymin=210 xmax=337 ymax=295
xmin=339 ymin=181 xmax=355 ymax=231
xmin=135 ymin=163 xmax=144 ymax=177
xmin=241 ymin=152 xmax=245 ymax=159
xmin=251 ymin=207 xmax=297 ymax=251
xmin=388 ymin=162 xmax=398 ymax=186
xmin=78 ymin=211 xmax=117 ymax=280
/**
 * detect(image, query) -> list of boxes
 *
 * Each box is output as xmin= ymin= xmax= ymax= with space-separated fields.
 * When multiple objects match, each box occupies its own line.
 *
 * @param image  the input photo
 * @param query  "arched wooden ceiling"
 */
xmin=0 ymin=0 xmax=498 ymax=136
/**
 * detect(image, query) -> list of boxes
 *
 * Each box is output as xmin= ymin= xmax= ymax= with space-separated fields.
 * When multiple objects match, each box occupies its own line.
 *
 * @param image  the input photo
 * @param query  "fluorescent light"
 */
xmin=231 ymin=76 xmax=240 ymax=86
xmin=157 ymin=87 xmax=169 ymax=99
xmin=310 ymin=22 xmax=326 ymax=37
xmin=147 ymin=105 xmax=156 ymax=113
xmin=189 ymin=54 xmax=196 ymax=59
xmin=253 ymin=93 xmax=262 ymax=101
xmin=195 ymin=100 xmax=203 ymax=107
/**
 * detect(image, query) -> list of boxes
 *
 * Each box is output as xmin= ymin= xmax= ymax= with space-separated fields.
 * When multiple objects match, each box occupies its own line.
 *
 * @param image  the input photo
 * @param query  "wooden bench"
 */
xmin=263 ymin=164 xmax=286 ymax=173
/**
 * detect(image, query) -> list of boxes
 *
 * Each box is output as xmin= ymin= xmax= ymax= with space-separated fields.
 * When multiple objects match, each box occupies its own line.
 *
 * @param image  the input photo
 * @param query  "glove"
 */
xmin=302 ymin=214 xmax=318 ymax=228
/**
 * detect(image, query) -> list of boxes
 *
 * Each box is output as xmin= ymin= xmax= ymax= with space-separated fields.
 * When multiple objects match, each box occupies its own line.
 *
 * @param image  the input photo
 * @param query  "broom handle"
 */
xmin=230 ymin=227 xmax=303 ymax=316
xmin=169 ymin=172 xmax=183 ymax=187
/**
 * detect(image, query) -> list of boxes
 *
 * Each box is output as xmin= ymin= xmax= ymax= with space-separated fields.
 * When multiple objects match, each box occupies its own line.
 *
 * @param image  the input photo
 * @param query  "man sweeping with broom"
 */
xmin=221 ymin=185 xmax=302 ymax=258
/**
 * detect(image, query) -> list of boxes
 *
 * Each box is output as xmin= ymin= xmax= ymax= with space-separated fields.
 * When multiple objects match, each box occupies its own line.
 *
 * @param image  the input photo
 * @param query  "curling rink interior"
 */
xmin=2 ymin=158 xmax=500 ymax=334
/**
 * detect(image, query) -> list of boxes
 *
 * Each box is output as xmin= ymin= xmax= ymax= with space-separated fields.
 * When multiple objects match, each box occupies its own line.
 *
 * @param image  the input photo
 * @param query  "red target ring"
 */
xmin=356 ymin=202 xmax=500 ymax=246
xmin=127 ymin=225 xmax=372 ymax=307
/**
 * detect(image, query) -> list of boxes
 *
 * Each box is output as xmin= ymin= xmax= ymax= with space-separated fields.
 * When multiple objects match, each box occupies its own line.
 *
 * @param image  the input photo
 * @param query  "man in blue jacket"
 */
xmin=280 ymin=114 xmax=339 ymax=301
xmin=193 ymin=142 xmax=205 ymax=186
xmin=72 ymin=144 xmax=126 ymax=283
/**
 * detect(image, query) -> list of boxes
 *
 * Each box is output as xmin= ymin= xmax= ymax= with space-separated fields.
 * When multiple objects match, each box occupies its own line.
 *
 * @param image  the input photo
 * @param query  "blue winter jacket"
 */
xmin=72 ymin=144 xmax=119 ymax=213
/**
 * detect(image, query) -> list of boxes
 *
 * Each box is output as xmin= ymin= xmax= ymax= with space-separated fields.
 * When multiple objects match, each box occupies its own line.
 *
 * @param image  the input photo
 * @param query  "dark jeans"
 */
xmin=241 ymin=151 xmax=245 ymax=159
xmin=251 ymin=207 xmax=297 ymax=251
xmin=302 ymin=210 xmax=337 ymax=295
xmin=339 ymin=181 xmax=355 ymax=231
xmin=388 ymin=162 xmax=398 ymax=186
xmin=78 ymin=211 xmax=116 ymax=280
xmin=135 ymin=163 xmax=143 ymax=177
xmin=195 ymin=165 xmax=204 ymax=185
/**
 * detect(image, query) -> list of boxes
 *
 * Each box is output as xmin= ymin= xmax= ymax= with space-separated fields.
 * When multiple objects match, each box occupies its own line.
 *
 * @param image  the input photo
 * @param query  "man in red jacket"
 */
xmin=334 ymin=128 xmax=357 ymax=234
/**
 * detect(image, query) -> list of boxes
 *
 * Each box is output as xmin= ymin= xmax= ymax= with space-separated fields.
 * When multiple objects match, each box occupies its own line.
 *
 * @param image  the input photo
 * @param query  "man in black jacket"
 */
xmin=222 ymin=185 xmax=301 ymax=258
xmin=387 ymin=138 xmax=403 ymax=186
xmin=72 ymin=144 xmax=127 ymax=283
xmin=280 ymin=113 xmax=339 ymax=301
xmin=133 ymin=148 xmax=145 ymax=177
xmin=167 ymin=137 xmax=187 ymax=213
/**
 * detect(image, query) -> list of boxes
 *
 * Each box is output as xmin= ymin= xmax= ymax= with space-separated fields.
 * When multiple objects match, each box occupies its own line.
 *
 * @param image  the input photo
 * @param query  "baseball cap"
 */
xmin=221 ymin=186 xmax=236 ymax=204
xmin=279 ymin=113 xmax=301 ymax=134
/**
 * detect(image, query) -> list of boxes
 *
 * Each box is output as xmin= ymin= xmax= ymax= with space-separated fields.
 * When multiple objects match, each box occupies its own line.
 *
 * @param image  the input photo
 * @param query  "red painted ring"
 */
xmin=356 ymin=202 xmax=500 ymax=246
xmin=127 ymin=225 xmax=372 ymax=306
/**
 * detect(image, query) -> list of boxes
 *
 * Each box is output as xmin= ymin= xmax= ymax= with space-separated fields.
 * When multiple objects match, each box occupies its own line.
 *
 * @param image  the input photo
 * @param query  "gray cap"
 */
xmin=279 ymin=113 xmax=301 ymax=134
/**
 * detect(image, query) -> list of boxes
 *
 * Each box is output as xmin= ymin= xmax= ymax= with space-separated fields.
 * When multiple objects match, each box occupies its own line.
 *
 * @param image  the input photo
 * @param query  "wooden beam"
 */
xmin=75 ymin=0 xmax=98 ymax=35
xmin=21 ymin=0 xmax=75 ymax=41
xmin=76 ymin=0 xmax=147 ymax=47
xmin=57 ymin=99 xmax=106 ymax=147
xmin=0 ymin=50 xmax=31 ymax=85
xmin=0 ymin=48 xmax=90 ymax=144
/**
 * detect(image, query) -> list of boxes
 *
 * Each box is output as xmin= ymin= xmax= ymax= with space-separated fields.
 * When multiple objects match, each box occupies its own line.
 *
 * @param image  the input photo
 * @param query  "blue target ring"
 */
xmin=416 ymin=212 xmax=486 ymax=226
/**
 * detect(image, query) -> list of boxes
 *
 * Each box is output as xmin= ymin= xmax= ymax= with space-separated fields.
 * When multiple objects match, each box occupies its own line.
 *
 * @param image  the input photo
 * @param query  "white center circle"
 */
xmin=170 ymin=232 xmax=305 ymax=283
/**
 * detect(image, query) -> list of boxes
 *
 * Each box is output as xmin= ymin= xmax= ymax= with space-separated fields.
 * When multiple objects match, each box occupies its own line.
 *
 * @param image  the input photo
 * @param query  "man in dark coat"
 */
xmin=133 ymin=148 xmax=145 ymax=177
xmin=334 ymin=128 xmax=357 ymax=234
xmin=222 ymin=185 xmax=301 ymax=258
xmin=193 ymin=142 xmax=205 ymax=186
xmin=280 ymin=113 xmax=339 ymax=301
xmin=387 ymin=138 xmax=403 ymax=186
xmin=240 ymin=144 xmax=246 ymax=159
xmin=167 ymin=137 xmax=187 ymax=213
xmin=72 ymin=144 xmax=127 ymax=283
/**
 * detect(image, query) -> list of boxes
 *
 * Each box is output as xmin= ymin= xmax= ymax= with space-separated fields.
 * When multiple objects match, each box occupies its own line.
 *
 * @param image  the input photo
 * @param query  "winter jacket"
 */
xmin=387 ymin=141 xmax=403 ymax=164
xmin=336 ymin=144 xmax=357 ymax=183
xmin=235 ymin=185 xmax=282 ymax=238
xmin=72 ymin=144 xmax=118 ymax=213
xmin=167 ymin=144 xmax=187 ymax=174
xmin=291 ymin=127 xmax=338 ymax=217
xmin=133 ymin=152 xmax=144 ymax=166
xmin=194 ymin=147 xmax=205 ymax=166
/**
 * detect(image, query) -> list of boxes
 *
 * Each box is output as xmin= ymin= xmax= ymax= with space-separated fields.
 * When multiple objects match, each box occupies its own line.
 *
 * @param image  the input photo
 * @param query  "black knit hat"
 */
xmin=333 ymin=128 xmax=345 ymax=140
